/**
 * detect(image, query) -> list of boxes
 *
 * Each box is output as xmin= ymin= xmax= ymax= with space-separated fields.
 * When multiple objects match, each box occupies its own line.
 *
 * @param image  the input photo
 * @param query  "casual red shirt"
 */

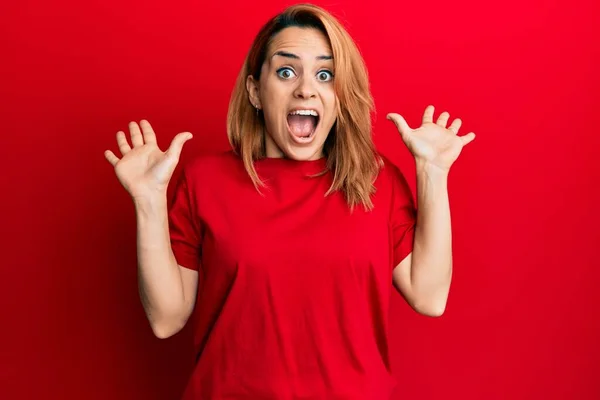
xmin=168 ymin=150 xmax=416 ymax=399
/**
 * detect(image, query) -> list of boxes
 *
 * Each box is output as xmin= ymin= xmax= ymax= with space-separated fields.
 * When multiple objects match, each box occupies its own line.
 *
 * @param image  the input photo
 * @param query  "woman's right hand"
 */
xmin=104 ymin=120 xmax=193 ymax=200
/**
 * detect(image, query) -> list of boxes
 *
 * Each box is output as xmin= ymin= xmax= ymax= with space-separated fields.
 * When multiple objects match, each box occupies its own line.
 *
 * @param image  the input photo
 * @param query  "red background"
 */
xmin=1 ymin=0 xmax=599 ymax=399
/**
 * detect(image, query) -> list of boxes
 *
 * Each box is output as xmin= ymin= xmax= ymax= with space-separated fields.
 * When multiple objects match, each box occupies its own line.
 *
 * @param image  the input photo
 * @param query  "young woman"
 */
xmin=104 ymin=3 xmax=475 ymax=399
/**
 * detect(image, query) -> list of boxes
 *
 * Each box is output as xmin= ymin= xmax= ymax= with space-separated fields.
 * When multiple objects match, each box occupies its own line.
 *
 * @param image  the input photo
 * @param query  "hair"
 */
xmin=226 ymin=3 xmax=382 ymax=211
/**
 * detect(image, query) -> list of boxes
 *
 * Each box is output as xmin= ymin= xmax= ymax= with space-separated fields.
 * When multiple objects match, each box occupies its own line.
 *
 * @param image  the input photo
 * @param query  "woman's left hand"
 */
xmin=387 ymin=105 xmax=476 ymax=173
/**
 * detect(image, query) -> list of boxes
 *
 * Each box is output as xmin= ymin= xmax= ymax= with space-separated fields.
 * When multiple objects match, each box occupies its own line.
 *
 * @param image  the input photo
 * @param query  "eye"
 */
xmin=276 ymin=67 xmax=296 ymax=79
xmin=317 ymin=70 xmax=333 ymax=82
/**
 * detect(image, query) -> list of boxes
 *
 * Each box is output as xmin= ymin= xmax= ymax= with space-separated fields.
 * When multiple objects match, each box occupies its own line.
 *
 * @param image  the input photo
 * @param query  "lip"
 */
xmin=286 ymin=107 xmax=321 ymax=145
xmin=288 ymin=107 xmax=321 ymax=115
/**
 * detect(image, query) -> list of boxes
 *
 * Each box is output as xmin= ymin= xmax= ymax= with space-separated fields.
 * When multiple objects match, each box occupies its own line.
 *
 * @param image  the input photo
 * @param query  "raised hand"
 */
xmin=387 ymin=105 xmax=476 ymax=173
xmin=104 ymin=120 xmax=193 ymax=199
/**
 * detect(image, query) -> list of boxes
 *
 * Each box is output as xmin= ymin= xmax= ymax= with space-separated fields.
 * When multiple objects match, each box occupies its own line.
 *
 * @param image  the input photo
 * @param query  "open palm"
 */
xmin=387 ymin=105 xmax=475 ymax=172
xmin=104 ymin=120 xmax=193 ymax=199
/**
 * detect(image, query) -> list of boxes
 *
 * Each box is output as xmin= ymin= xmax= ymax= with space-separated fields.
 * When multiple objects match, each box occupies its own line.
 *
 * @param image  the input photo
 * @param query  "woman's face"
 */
xmin=247 ymin=27 xmax=337 ymax=160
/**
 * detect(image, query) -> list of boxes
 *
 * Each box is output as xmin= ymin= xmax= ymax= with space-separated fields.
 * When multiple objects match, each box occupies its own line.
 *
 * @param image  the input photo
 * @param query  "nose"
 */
xmin=293 ymin=75 xmax=317 ymax=99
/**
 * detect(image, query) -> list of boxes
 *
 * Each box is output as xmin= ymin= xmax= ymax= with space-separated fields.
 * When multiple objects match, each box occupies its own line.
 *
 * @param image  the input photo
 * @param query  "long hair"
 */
xmin=226 ymin=3 xmax=381 ymax=211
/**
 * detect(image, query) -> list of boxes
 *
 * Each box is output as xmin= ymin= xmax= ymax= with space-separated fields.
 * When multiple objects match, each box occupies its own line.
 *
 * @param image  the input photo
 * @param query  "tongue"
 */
xmin=288 ymin=115 xmax=316 ymax=138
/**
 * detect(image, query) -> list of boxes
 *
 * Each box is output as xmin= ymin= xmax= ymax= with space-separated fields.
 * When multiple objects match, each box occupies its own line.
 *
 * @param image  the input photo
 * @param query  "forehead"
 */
xmin=267 ymin=26 xmax=332 ymax=59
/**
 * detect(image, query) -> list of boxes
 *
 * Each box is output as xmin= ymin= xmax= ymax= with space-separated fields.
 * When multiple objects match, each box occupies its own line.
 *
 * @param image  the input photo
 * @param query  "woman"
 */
xmin=104 ymin=3 xmax=475 ymax=399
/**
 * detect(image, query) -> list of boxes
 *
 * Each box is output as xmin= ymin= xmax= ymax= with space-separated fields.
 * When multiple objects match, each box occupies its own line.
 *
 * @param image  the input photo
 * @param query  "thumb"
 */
xmin=461 ymin=132 xmax=476 ymax=146
xmin=386 ymin=113 xmax=412 ymax=139
xmin=166 ymin=132 xmax=193 ymax=161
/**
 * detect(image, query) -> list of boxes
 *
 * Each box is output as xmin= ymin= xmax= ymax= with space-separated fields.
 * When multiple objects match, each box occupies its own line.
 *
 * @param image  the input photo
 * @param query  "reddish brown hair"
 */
xmin=226 ymin=3 xmax=381 ymax=210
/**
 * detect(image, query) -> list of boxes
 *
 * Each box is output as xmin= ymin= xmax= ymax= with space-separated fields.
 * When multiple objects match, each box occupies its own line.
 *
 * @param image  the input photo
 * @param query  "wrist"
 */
xmin=133 ymin=193 xmax=168 ymax=217
xmin=415 ymin=159 xmax=449 ymax=180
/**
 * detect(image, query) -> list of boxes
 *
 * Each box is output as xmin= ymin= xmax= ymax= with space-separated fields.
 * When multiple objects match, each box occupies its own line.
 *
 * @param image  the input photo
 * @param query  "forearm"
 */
xmin=134 ymin=195 xmax=186 ymax=329
xmin=411 ymin=160 xmax=453 ymax=312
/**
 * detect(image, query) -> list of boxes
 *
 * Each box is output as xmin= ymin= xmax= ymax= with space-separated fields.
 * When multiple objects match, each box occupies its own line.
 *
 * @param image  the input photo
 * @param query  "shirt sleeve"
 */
xmin=168 ymin=167 xmax=202 ymax=271
xmin=387 ymin=161 xmax=417 ymax=266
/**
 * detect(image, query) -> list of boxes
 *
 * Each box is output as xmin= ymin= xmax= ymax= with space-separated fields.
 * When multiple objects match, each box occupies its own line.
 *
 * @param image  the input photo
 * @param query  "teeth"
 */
xmin=289 ymin=109 xmax=319 ymax=117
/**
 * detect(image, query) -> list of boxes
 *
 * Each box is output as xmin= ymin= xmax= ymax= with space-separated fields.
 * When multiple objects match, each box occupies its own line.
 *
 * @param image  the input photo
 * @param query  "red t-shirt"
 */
xmin=168 ymin=150 xmax=416 ymax=400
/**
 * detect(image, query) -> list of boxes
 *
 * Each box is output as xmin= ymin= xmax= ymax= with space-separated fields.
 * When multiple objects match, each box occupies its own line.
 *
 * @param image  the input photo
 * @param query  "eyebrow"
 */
xmin=271 ymin=51 xmax=333 ymax=61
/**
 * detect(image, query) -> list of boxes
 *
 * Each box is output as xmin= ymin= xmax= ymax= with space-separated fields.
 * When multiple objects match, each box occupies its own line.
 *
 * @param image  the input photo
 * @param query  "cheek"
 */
xmin=323 ymin=89 xmax=336 ymax=109
xmin=324 ymin=93 xmax=338 ymax=124
xmin=263 ymin=90 xmax=287 ymax=120
xmin=261 ymin=98 xmax=287 ymax=137
xmin=262 ymin=79 xmax=288 ymax=102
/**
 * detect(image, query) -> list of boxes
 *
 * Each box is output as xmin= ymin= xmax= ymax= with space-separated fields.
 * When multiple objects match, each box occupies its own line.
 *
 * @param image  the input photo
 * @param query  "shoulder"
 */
xmin=181 ymin=150 xmax=242 ymax=178
xmin=374 ymin=153 xmax=410 ymax=188
xmin=175 ymin=150 xmax=251 ymax=201
xmin=373 ymin=152 xmax=415 ymax=207
xmin=178 ymin=150 xmax=247 ymax=186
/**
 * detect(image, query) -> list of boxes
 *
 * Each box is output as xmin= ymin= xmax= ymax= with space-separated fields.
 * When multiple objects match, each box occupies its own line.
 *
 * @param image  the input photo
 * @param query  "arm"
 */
xmin=135 ymin=195 xmax=198 ymax=338
xmin=393 ymin=161 xmax=452 ymax=317
xmin=387 ymin=105 xmax=475 ymax=317
xmin=104 ymin=119 xmax=198 ymax=338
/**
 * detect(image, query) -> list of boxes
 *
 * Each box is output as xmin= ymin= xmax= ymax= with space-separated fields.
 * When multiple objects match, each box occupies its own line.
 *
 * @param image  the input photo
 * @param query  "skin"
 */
xmin=246 ymin=26 xmax=338 ymax=160
xmin=104 ymin=27 xmax=476 ymax=340
xmin=247 ymin=28 xmax=478 ymax=317
xmin=388 ymin=107 xmax=476 ymax=316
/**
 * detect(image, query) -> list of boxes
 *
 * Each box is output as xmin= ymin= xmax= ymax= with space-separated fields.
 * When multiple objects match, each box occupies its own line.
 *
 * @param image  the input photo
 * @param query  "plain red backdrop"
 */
xmin=1 ymin=0 xmax=598 ymax=399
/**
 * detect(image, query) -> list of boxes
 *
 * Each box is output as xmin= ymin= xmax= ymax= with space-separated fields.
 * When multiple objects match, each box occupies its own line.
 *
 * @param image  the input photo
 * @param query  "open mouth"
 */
xmin=287 ymin=109 xmax=320 ymax=143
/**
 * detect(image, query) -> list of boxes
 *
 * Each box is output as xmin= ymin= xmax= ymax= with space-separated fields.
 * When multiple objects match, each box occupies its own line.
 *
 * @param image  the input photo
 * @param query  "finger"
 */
xmin=104 ymin=150 xmax=120 ymax=167
xmin=166 ymin=132 xmax=194 ymax=161
xmin=460 ymin=132 xmax=476 ymax=145
xmin=436 ymin=111 xmax=450 ymax=128
xmin=386 ymin=113 xmax=412 ymax=138
xmin=129 ymin=121 xmax=144 ymax=148
xmin=140 ymin=119 xmax=157 ymax=145
xmin=422 ymin=105 xmax=435 ymax=124
xmin=448 ymin=118 xmax=462 ymax=134
xmin=116 ymin=131 xmax=131 ymax=155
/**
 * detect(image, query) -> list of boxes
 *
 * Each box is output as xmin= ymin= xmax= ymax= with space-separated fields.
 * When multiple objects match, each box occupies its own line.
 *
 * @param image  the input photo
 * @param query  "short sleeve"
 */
xmin=387 ymin=161 xmax=417 ymax=266
xmin=168 ymin=168 xmax=202 ymax=271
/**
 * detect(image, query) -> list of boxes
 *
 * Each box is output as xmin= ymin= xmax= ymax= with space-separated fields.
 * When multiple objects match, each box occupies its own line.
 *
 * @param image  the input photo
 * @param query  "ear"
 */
xmin=246 ymin=75 xmax=261 ymax=110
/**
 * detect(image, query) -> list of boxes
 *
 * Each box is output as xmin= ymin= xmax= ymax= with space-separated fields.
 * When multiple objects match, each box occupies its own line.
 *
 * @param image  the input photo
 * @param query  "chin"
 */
xmin=281 ymin=144 xmax=324 ymax=161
